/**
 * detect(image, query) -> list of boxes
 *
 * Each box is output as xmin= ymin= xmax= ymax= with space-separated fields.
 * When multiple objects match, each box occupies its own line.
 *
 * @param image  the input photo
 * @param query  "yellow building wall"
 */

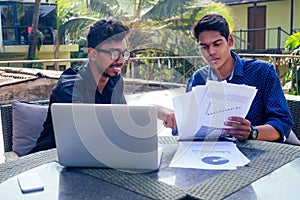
xmin=0 ymin=44 xmax=79 ymax=70
xmin=265 ymin=0 xmax=290 ymax=49
xmin=230 ymin=5 xmax=248 ymax=31
xmin=229 ymin=0 xmax=299 ymax=51
xmin=294 ymin=0 xmax=300 ymax=31
xmin=230 ymin=4 xmax=249 ymax=50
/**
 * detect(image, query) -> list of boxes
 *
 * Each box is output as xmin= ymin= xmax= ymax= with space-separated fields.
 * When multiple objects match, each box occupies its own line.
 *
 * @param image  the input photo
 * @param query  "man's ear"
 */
xmin=88 ymin=48 xmax=97 ymax=61
xmin=228 ymin=35 xmax=234 ymax=47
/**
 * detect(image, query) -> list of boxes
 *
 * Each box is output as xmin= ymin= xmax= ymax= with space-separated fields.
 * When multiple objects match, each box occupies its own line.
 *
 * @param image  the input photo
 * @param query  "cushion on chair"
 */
xmin=11 ymin=100 xmax=48 ymax=156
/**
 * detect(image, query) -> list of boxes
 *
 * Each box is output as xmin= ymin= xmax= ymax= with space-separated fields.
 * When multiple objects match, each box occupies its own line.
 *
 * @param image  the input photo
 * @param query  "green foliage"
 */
xmin=285 ymin=32 xmax=300 ymax=52
xmin=56 ymin=0 xmax=101 ymax=44
xmin=284 ymin=32 xmax=300 ymax=95
xmin=54 ymin=1 xmax=230 ymax=82
xmin=142 ymin=0 xmax=194 ymax=20
xmin=58 ymin=17 xmax=97 ymax=44
xmin=23 ymin=55 xmax=43 ymax=69
xmin=71 ymin=37 xmax=88 ymax=69
xmin=89 ymin=0 xmax=118 ymax=16
xmin=195 ymin=3 xmax=235 ymax=33
xmin=127 ymin=26 xmax=202 ymax=81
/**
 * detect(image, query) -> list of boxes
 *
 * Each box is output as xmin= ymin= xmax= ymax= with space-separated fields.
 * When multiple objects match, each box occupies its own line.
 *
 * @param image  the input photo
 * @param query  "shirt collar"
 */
xmin=77 ymin=64 xmax=97 ymax=92
xmin=231 ymin=51 xmax=243 ymax=78
xmin=209 ymin=51 xmax=243 ymax=81
xmin=209 ymin=68 xmax=222 ymax=81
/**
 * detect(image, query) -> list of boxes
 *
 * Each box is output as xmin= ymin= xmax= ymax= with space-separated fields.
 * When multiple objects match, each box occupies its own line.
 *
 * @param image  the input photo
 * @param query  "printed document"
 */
xmin=169 ymin=141 xmax=250 ymax=170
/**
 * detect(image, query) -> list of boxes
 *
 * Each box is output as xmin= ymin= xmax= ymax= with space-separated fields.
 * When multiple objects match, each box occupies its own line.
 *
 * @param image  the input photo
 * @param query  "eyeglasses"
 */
xmin=95 ymin=48 xmax=130 ymax=61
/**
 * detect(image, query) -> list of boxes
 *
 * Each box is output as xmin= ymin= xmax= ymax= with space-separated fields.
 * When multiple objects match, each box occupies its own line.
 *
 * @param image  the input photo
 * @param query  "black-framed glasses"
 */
xmin=95 ymin=48 xmax=130 ymax=61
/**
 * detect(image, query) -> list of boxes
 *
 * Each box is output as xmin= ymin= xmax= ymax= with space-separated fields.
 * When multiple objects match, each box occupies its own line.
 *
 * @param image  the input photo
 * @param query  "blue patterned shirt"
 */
xmin=186 ymin=51 xmax=293 ymax=140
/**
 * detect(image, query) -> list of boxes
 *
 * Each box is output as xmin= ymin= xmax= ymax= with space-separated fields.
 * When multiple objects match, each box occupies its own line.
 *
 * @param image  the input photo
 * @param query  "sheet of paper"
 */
xmin=173 ymin=91 xmax=200 ymax=140
xmin=169 ymin=141 xmax=250 ymax=170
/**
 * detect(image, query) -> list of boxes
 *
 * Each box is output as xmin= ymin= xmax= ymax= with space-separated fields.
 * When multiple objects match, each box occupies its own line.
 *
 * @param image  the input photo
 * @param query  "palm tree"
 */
xmin=57 ymin=1 xmax=234 ymax=47
xmin=54 ymin=0 xmax=235 ymax=76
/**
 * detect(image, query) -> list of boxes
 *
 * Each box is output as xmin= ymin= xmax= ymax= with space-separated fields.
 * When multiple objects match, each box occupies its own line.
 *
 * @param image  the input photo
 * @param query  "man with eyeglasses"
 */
xmin=28 ymin=18 xmax=139 ymax=154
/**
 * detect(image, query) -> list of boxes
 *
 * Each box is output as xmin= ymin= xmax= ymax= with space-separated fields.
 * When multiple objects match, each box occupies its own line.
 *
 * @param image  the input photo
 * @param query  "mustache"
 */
xmin=109 ymin=63 xmax=123 ymax=68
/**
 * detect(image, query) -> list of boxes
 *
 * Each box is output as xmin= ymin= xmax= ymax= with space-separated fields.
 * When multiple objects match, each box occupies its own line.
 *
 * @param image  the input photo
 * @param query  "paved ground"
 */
xmin=0 ymin=87 xmax=185 ymax=164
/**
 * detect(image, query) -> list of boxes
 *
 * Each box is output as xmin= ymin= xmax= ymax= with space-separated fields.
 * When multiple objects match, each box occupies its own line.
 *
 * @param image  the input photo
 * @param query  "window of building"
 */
xmin=0 ymin=1 xmax=57 ymax=45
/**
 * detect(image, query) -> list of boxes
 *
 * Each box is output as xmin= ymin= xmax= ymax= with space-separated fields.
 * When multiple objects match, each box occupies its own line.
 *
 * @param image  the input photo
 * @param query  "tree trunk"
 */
xmin=27 ymin=0 xmax=41 ymax=67
xmin=54 ymin=29 xmax=60 ymax=71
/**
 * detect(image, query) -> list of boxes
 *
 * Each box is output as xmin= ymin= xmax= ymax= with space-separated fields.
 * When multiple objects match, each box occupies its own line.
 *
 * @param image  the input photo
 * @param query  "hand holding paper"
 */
xmin=172 ymin=80 xmax=257 ymax=140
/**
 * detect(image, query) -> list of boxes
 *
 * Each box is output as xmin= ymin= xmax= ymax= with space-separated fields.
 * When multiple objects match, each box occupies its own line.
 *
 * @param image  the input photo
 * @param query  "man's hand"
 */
xmin=155 ymin=104 xmax=177 ymax=130
xmin=222 ymin=116 xmax=251 ymax=141
xmin=163 ymin=113 xmax=177 ymax=130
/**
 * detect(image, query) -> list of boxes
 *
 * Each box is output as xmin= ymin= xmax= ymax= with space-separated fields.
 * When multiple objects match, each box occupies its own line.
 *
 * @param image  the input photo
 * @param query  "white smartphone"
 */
xmin=17 ymin=173 xmax=44 ymax=193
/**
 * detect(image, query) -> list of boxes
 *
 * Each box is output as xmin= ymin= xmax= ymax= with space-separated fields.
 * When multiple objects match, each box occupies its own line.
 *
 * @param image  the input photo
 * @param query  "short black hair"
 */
xmin=87 ymin=18 xmax=130 ymax=48
xmin=192 ymin=14 xmax=230 ymax=42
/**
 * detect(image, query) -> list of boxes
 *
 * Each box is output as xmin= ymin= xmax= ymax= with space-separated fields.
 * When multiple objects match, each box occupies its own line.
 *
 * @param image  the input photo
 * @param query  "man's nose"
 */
xmin=207 ymin=46 xmax=216 ymax=55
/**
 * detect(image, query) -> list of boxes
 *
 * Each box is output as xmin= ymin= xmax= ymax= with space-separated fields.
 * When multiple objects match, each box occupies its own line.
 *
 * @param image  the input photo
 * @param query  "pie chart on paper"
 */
xmin=202 ymin=156 xmax=229 ymax=165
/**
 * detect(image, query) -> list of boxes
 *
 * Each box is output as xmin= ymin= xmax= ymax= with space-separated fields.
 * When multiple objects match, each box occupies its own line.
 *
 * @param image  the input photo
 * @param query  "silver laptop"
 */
xmin=51 ymin=103 xmax=163 ymax=171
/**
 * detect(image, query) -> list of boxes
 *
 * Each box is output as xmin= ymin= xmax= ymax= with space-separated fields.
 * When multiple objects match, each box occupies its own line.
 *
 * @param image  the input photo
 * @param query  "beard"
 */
xmin=102 ymin=63 xmax=123 ymax=78
xmin=102 ymin=72 xmax=115 ymax=78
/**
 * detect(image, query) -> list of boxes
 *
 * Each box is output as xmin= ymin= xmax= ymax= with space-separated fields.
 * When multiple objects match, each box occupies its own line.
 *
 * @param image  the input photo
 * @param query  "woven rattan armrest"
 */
xmin=285 ymin=94 xmax=300 ymax=139
xmin=1 ymin=104 xmax=13 ymax=153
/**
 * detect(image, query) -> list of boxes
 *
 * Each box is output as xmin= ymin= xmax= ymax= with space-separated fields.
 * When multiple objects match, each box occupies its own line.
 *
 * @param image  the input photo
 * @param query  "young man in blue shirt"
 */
xmin=166 ymin=14 xmax=294 ymax=142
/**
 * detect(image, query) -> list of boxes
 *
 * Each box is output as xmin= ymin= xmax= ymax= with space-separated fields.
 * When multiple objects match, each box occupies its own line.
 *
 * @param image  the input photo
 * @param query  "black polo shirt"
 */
xmin=27 ymin=64 xmax=126 ymax=154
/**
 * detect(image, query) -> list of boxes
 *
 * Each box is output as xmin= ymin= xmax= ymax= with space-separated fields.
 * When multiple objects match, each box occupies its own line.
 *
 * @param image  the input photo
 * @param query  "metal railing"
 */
xmin=127 ymin=56 xmax=204 ymax=85
xmin=239 ymin=53 xmax=300 ymax=94
xmin=293 ymin=28 xmax=300 ymax=33
xmin=0 ymin=54 xmax=299 ymax=94
xmin=233 ymin=27 xmax=291 ymax=53
xmin=0 ymin=56 xmax=204 ymax=89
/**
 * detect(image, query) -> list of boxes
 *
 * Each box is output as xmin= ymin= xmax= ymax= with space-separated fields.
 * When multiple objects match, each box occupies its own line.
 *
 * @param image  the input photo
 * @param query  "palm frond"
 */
xmin=141 ymin=0 xmax=195 ymax=21
xmin=58 ymin=17 xmax=97 ymax=43
xmin=89 ymin=0 xmax=117 ymax=16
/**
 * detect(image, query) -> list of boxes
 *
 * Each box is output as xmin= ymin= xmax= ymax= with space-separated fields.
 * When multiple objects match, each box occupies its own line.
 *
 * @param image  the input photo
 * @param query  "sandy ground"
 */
xmin=0 ymin=87 xmax=185 ymax=164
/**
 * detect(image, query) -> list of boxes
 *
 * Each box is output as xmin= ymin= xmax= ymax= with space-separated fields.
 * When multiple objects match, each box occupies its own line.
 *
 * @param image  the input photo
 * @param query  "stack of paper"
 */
xmin=173 ymin=80 xmax=257 ymax=140
xmin=169 ymin=80 xmax=256 ymax=170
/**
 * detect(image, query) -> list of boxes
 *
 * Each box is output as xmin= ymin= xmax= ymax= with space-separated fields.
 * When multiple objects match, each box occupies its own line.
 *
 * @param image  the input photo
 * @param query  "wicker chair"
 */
xmin=285 ymin=94 xmax=300 ymax=140
xmin=1 ymin=100 xmax=49 ymax=161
